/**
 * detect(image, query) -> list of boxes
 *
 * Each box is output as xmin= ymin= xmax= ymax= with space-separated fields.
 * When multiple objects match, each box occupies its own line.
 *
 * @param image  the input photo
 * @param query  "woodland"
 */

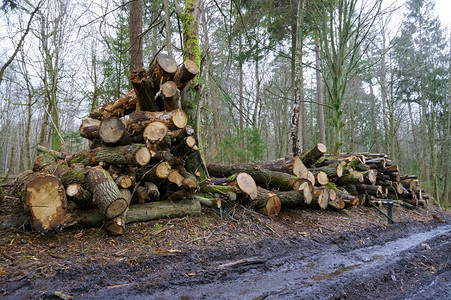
xmin=0 ymin=0 xmax=450 ymax=209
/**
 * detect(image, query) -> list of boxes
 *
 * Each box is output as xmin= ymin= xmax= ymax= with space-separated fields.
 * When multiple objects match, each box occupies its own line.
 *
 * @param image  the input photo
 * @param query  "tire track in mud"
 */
xmin=1 ymin=221 xmax=450 ymax=299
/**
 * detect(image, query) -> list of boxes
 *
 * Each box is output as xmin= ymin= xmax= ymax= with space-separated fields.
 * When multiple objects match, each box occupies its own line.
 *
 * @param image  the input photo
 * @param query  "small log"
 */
xmin=131 ymin=69 xmax=158 ymax=111
xmin=362 ymin=169 xmax=377 ymax=185
xmin=160 ymin=81 xmax=180 ymax=110
xmin=79 ymin=118 xmax=101 ymax=140
xmin=251 ymin=187 xmax=281 ymax=217
xmin=90 ymin=90 xmax=137 ymax=120
xmin=173 ymin=59 xmax=199 ymax=91
xmin=168 ymin=170 xmax=185 ymax=187
xmin=136 ymin=185 xmax=150 ymax=204
xmin=168 ymin=125 xmax=195 ymax=144
xmin=276 ymin=190 xmax=310 ymax=208
xmin=145 ymin=182 xmax=160 ymax=201
xmin=66 ymin=183 xmax=95 ymax=210
xmin=126 ymin=109 xmax=188 ymax=134
xmin=143 ymin=122 xmax=169 ymax=144
xmin=36 ymin=145 xmax=66 ymax=160
xmin=336 ymin=171 xmax=364 ymax=186
xmin=137 ymin=161 xmax=172 ymax=183
xmin=355 ymin=184 xmax=383 ymax=197
xmin=172 ymin=136 xmax=197 ymax=157
xmin=115 ymin=174 xmax=133 ymax=189
xmin=87 ymin=166 xmax=128 ymax=219
xmin=148 ymin=53 xmax=178 ymax=92
xmin=329 ymin=197 xmax=345 ymax=210
xmin=307 ymin=171 xmax=316 ymax=186
xmin=99 ymin=117 xmax=131 ymax=146
xmin=308 ymin=164 xmax=343 ymax=181
xmin=311 ymin=170 xmax=328 ymax=185
xmin=20 ymin=173 xmax=67 ymax=233
xmin=312 ymin=187 xmax=329 ymax=209
xmin=183 ymin=177 xmax=198 ymax=192
xmin=301 ymin=143 xmax=327 ymax=167
xmin=69 ymin=144 xmax=151 ymax=167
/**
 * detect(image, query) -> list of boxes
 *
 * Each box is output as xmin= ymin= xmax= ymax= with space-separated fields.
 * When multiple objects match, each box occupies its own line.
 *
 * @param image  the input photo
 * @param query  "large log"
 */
xmin=143 ymin=122 xmax=169 ymax=145
xmin=301 ymin=143 xmax=327 ymax=167
xmin=126 ymin=109 xmax=188 ymax=134
xmin=336 ymin=171 xmax=364 ymax=186
xmin=87 ymin=166 xmax=128 ymax=219
xmin=131 ymin=69 xmax=158 ymax=111
xmin=207 ymin=164 xmax=306 ymax=191
xmin=258 ymin=156 xmax=308 ymax=178
xmin=68 ymin=144 xmax=151 ymax=167
xmin=18 ymin=173 xmax=67 ymax=233
xmin=99 ymin=117 xmax=132 ymax=146
xmin=104 ymin=189 xmax=132 ymax=236
xmin=173 ymin=59 xmax=199 ymax=91
xmin=90 ymin=90 xmax=137 ymax=120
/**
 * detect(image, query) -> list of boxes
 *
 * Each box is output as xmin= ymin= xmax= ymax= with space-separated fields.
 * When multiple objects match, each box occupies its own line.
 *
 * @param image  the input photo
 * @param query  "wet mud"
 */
xmin=1 ymin=219 xmax=450 ymax=300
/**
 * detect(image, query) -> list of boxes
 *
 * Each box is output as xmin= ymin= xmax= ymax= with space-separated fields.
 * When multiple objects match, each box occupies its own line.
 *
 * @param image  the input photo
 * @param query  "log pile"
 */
xmin=12 ymin=54 xmax=211 ymax=235
xmin=207 ymin=143 xmax=429 ymax=212
xmin=9 ymin=54 xmax=429 ymax=236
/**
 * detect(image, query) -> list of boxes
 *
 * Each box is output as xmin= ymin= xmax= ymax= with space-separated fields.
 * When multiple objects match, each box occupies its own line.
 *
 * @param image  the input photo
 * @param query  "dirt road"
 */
xmin=1 ymin=219 xmax=450 ymax=299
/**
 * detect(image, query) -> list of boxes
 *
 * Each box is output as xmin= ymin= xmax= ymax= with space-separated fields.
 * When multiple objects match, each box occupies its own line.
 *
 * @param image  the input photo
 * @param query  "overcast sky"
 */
xmin=434 ymin=0 xmax=451 ymax=27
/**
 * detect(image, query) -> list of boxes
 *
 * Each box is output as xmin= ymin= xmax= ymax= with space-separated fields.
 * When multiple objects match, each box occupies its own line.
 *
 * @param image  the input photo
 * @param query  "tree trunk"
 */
xmin=315 ymin=38 xmax=326 ymax=145
xmin=129 ymin=0 xmax=143 ymax=73
xmin=131 ymin=69 xmax=158 ymax=111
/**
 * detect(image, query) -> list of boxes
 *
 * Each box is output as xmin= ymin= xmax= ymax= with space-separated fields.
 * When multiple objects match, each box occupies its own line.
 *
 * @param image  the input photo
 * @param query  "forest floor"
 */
xmin=0 ymin=184 xmax=450 ymax=299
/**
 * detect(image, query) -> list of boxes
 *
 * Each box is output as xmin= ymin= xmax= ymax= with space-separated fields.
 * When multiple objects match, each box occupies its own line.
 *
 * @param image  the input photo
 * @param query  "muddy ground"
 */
xmin=0 ymin=193 xmax=450 ymax=299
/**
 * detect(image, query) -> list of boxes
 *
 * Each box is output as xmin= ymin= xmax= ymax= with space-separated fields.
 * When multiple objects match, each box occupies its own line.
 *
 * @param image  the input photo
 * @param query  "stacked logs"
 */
xmin=12 ymin=54 xmax=211 ymax=235
xmin=207 ymin=143 xmax=429 ymax=212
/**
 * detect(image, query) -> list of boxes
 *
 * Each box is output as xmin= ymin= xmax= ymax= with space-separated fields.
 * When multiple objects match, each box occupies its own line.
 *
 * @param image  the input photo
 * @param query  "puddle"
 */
xmin=312 ymin=264 xmax=361 ymax=281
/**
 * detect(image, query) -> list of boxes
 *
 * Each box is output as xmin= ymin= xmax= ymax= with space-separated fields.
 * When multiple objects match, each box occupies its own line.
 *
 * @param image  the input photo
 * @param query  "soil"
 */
xmin=0 ymin=186 xmax=450 ymax=299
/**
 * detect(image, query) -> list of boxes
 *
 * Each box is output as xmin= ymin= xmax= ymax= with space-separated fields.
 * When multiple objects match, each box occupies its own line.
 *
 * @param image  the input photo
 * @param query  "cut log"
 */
xmin=168 ymin=125 xmax=195 ymax=144
xmin=145 ymin=182 xmax=160 ymax=201
xmin=336 ymin=171 xmax=364 ymax=186
xmin=172 ymin=136 xmax=197 ymax=157
xmin=308 ymin=164 xmax=343 ymax=181
xmin=131 ymin=69 xmax=158 ymax=111
xmin=311 ymin=170 xmax=328 ymax=185
xmin=355 ymin=184 xmax=383 ymax=197
xmin=66 ymin=183 xmax=95 ymax=210
xmin=173 ymin=59 xmax=199 ymax=91
xmin=275 ymin=190 xmax=310 ymax=208
xmin=312 ymin=187 xmax=329 ymax=209
xmin=69 ymin=144 xmax=151 ymax=167
xmin=79 ymin=118 xmax=101 ymax=141
xmin=36 ymin=145 xmax=66 ymax=160
xmin=21 ymin=174 xmax=67 ymax=233
xmin=252 ymin=187 xmax=281 ymax=217
xmin=99 ymin=117 xmax=131 ymax=146
xmin=231 ymin=173 xmax=258 ymax=200
xmin=104 ymin=189 xmax=132 ymax=236
xmin=148 ymin=53 xmax=178 ymax=92
xmin=301 ymin=143 xmax=327 ymax=167
xmin=160 ymin=81 xmax=180 ymax=110
xmin=362 ymin=169 xmax=377 ymax=185
xmin=87 ymin=166 xmax=128 ymax=219
xmin=143 ymin=122 xmax=169 ymax=144
xmin=90 ymin=90 xmax=137 ymax=120
xmin=253 ymin=156 xmax=308 ymax=179
xmin=126 ymin=109 xmax=188 ymax=135
xmin=136 ymin=161 xmax=172 ymax=183
xmin=115 ymin=174 xmax=133 ymax=189
xmin=207 ymin=164 xmax=306 ymax=191
xmin=168 ymin=170 xmax=185 ymax=187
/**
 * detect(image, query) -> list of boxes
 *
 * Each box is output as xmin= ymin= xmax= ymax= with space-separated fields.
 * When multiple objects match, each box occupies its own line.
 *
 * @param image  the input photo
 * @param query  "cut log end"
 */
xmin=259 ymin=194 xmax=281 ymax=217
xmin=24 ymin=175 xmax=67 ymax=232
xmin=105 ymin=198 xmax=128 ymax=219
xmin=136 ymin=147 xmax=152 ymax=166
xmin=143 ymin=122 xmax=168 ymax=144
xmin=172 ymin=109 xmax=188 ymax=129
xmin=236 ymin=172 xmax=258 ymax=200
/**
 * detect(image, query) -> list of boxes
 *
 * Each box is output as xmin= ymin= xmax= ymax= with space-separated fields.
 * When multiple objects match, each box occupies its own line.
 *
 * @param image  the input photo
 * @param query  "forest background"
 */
xmin=0 ymin=0 xmax=450 ymax=207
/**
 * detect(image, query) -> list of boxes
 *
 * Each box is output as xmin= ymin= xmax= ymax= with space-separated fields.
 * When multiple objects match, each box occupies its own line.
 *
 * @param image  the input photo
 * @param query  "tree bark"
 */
xmin=90 ymin=90 xmax=137 ymax=120
xmin=87 ymin=166 xmax=128 ymax=219
xmin=126 ymin=109 xmax=188 ymax=134
xmin=129 ymin=0 xmax=143 ymax=73
xmin=301 ymin=143 xmax=327 ymax=167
